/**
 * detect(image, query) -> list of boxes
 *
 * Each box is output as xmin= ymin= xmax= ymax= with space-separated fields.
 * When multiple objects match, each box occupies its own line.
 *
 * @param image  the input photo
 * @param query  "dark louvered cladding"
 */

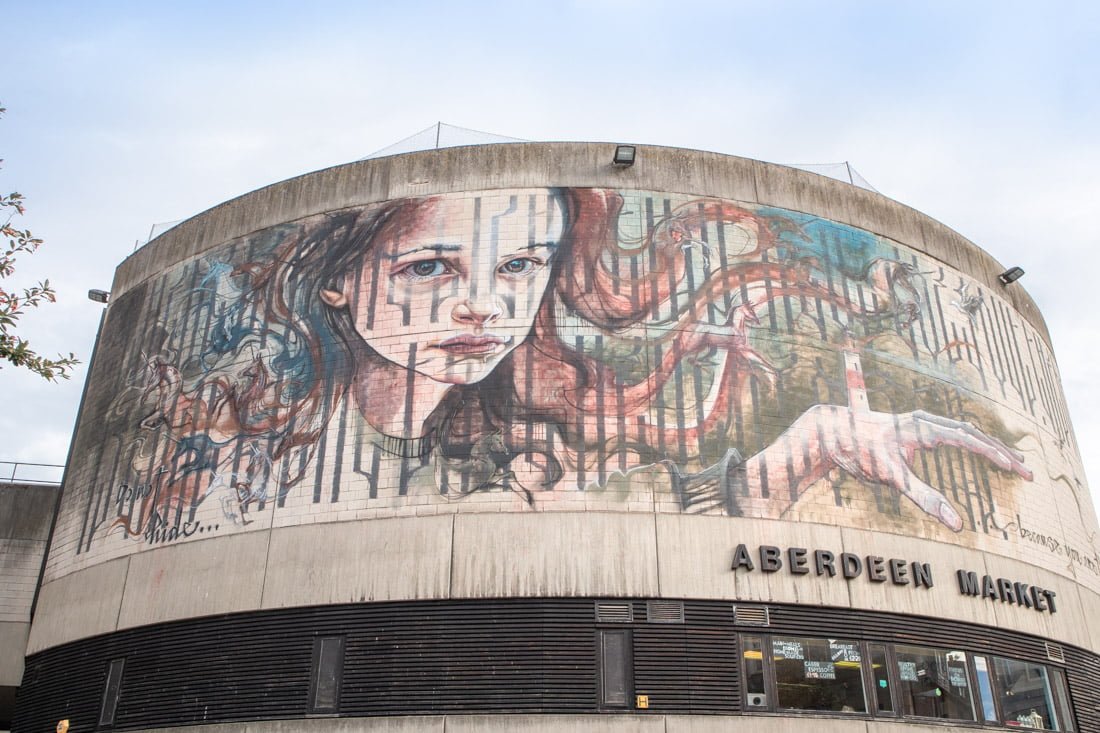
xmin=631 ymin=624 xmax=738 ymax=715
xmin=685 ymin=628 xmax=739 ymax=713
xmin=1064 ymin=645 xmax=1100 ymax=733
xmin=12 ymin=597 xmax=1100 ymax=732
xmin=341 ymin=600 xmax=595 ymax=715
xmin=764 ymin=604 xmax=1055 ymax=663
xmin=633 ymin=625 xmax=690 ymax=712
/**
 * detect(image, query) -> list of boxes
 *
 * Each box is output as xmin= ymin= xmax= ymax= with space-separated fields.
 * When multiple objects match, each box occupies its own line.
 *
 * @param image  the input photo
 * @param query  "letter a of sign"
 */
xmin=731 ymin=544 xmax=755 ymax=571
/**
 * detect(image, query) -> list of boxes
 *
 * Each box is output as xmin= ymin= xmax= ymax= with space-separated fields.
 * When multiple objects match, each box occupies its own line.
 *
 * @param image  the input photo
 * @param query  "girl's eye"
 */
xmin=394 ymin=259 xmax=451 ymax=281
xmin=498 ymin=258 xmax=540 ymax=276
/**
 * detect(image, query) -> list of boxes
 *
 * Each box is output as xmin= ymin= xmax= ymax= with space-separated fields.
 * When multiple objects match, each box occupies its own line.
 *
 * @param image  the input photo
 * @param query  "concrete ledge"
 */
xmin=656 ymin=514 xmax=851 ymax=607
xmin=261 ymin=514 xmax=453 ymax=608
xmin=117 ymin=714 xmax=1002 ymax=733
xmin=26 ymin=556 xmax=127 ymax=654
xmin=117 ymin=531 xmax=269 ymax=630
xmin=26 ymin=512 xmax=1100 ymax=653
xmin=450 ymin=512 xmax=659 ymax=598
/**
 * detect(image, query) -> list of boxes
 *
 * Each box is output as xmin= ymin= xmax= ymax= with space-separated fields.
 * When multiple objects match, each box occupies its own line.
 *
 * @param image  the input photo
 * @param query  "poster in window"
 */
xmin=899 ymin=661 xmax=919 ymax=682
xmin=804 ymin=661 xmax=837 ymax=680
xmin=774 ymin=640 xmax=805 ymax=660
xmin=829 ymin=640 xmax=862 ymax=663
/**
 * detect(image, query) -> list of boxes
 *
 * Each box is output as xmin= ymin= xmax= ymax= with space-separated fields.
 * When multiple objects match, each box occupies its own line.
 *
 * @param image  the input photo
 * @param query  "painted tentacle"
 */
xmin=558 ymin=191 xmax=788 ymax=328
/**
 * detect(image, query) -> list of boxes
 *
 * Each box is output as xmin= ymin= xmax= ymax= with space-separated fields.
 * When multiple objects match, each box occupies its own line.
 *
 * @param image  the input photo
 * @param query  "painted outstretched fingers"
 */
xmin=904 ymin=410 xmax=1033 ymax=481
xmin=746 ymin=402 xmax=1031 ymax=532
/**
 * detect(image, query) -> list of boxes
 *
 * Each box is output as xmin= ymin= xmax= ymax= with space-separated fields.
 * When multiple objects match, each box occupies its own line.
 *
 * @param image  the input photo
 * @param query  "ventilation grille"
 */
xmin=646 ymin=600 xmax=685 ymax=624
xmin=733 ymin=605 xmax=770 ymax=626
xmin=1045 ymin=643 xmax=1066 ymax=664
xmin=595 ymin=601 xmax=634 ymax=623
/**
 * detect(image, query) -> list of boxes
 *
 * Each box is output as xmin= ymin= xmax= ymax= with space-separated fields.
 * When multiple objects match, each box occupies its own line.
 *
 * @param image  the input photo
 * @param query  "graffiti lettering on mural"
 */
xmin=1018 ymin=520 xmax=1063 ymax=555
xmin=50 ymin=187 xmax=1089 ymax=579
xmin=1066 ymin=547 xmax=1099 ymax=574
xmin=1015 ymin=515 xmax=1100 ymax=575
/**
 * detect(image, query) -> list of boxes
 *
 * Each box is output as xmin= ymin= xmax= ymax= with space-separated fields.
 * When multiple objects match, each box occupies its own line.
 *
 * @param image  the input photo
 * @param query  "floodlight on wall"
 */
xmin=88 ymin=289 xmax=111 ymax=304
xmin=613 ymin=145 xmax=636 ymax=167
xmin=998 ymin=267 xmax=1025 ymax=285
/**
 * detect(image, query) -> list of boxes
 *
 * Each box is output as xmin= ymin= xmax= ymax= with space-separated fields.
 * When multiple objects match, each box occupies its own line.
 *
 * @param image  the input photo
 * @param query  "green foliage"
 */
xmin=0 ymin=104 xmax=79 ymax=380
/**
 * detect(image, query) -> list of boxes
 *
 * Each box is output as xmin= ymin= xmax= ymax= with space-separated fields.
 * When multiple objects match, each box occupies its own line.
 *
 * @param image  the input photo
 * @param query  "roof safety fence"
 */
xmin=137 ymin=123 xmax=878 ymax=248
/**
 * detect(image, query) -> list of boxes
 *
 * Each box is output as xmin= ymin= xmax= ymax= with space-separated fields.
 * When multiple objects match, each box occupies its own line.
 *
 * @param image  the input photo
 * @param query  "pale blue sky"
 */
xmin=3 ymin=1 xmax=1100 ymax=511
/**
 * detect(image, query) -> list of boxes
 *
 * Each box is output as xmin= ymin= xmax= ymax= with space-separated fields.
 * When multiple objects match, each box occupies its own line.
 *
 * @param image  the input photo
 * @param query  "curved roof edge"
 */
xmin=111 ymin=142 xmax=1050 ymax=346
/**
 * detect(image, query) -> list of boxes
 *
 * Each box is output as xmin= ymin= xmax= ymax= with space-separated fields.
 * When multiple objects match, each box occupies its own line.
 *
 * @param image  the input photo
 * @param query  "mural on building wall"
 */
xmin=56 ymin=187 xmax=1095 ymax=577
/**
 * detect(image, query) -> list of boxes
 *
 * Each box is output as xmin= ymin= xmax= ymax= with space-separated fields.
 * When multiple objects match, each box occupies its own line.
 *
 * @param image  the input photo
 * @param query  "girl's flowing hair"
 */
xmin=123 ymin=200 xmax=421 ymax=531
xmin=502 ymin=192 xmax=798 ymax=455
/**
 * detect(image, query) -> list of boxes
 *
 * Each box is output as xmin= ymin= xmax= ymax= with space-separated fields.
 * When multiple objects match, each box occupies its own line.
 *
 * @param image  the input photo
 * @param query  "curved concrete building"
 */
xmin=15 ymin=143 xmax=1100 ymax=733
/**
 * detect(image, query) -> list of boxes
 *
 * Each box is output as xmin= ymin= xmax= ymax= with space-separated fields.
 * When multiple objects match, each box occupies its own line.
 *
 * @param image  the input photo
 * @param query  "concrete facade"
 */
xmin=17 ymin=144 xmax=1099 ymax=733
xmin=26 ymin=512 xmax=1100 ymax=654
xmin=0 ymin=483 xmax=57 ymax=729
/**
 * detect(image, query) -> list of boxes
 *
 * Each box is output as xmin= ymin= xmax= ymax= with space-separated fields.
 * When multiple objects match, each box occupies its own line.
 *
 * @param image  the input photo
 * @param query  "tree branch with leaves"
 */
xmin=1 ymin=105 xmax=79 ymax=380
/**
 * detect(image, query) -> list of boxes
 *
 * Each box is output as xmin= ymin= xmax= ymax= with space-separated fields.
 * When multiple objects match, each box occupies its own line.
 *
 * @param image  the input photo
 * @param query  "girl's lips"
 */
xmin=434 ymin=334 xmax=509 ymax=355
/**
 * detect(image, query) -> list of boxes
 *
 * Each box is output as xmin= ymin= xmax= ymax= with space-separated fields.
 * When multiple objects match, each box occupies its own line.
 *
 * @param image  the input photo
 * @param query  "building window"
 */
xmin=738 ymin=633 xmax=1075 ymax=730
xmin=98 ymin=658 xmax=125 ymax=727
xmin=868 ymin=644 xmax=894 ymax=715
xmin=990 ymin=656 xmax=1073 ymax=731
xmin=599 ymin=630 xmax=632 ymax=707
xmin=772 ymin=636 xmax=866 ymax=713
xmin=309 ymin=636 xmax=345 ymax=714
xmin=742 ymin=636 xmax=767 ymax=708
xmin=895 ymin=644 xmax=975 ymax=722
xmin=973 ymin=656 xmax=1000 ymax=723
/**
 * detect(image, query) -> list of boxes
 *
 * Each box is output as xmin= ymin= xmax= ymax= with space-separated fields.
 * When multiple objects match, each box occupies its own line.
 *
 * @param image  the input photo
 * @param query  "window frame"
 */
xmin=892 ymin=643 xmax=980 ymax=724
xmin=985 ymin=653 xmax=1076 ymax=732
xmin=307 ymin=635 xmax=346 ymax=715
xmin=737 ymin=632 xmax=1076 ymax=732
xmin=740 ymin=634 xmax=770 ymax=710
xmin=597 ymin=628 xmax=634 ymax=710
xmin=865 ymin=642 xmax=899 ymax=718
xmin=743 ymin=634 xmax=873 ymax=717
xmin=98 ymin=657 xmax=126 ymax=728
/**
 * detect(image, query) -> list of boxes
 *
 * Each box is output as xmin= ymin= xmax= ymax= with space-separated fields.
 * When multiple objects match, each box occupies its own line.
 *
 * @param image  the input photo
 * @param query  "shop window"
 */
xmin=736 ymin=634 xmax=1075 ymax=730
xmin=599 ymin=630 xmax=632 ymax=707
xmin=895 ymin=645 xmax=975 ymax=721
xmin=742 ymin=636 xmax=767 ymax=708
xmin=868 ymin=644 xmax=894 ymax=715
xmin=1050 ymin=669 xmax=1076 ymax=732
xmin=772 ymin=636 xmax=866 ymax=713
xmin=991 ymin=656 xmax=1073 ymax=731
xmin=98 ymin=658 xmax=125 ymax=726
xmin=309 ymin=636 xmax=345 ymax=714
xmin=973 ymin=656 xmax=999 ymax=723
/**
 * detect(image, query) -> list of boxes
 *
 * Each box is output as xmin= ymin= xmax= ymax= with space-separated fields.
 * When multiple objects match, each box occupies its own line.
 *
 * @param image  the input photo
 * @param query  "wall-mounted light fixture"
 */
xmin=998 ymin=267 xmax=1025 ymax=285
xmin=88 ymin=289 xmax=111 ymax=304
xmin=613 ymin=145 xmax=636 ymax=167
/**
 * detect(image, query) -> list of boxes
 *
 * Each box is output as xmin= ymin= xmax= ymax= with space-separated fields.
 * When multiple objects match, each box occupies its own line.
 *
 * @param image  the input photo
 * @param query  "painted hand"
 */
xmin=778 ymin=404 xmax=1033 ymax=531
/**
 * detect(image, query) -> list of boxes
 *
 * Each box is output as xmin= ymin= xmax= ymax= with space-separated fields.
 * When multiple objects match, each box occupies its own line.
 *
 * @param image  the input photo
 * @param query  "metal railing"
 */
xmin=0 ymin=461 xmax=64 ymax=485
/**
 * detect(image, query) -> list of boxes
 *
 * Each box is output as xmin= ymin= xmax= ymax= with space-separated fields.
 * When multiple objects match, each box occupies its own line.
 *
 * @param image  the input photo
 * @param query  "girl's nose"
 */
xmin=451 ymin=297 xmax=503 ymax=326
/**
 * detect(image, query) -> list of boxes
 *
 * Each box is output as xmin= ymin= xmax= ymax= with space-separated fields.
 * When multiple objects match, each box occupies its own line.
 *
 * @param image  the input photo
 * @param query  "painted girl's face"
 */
xmin=325 ymin=189 xmax=564 ymax=385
